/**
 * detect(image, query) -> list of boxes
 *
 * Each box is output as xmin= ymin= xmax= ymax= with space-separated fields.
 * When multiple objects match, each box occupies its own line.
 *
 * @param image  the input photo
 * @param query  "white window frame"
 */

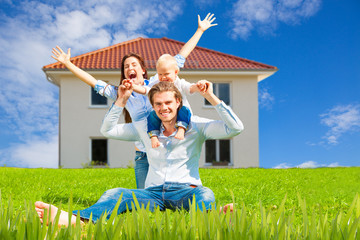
xmin=203 ymin=82 xmax=231 ymax=108
xmin=204 ymin=139 xmax=233 ymax=166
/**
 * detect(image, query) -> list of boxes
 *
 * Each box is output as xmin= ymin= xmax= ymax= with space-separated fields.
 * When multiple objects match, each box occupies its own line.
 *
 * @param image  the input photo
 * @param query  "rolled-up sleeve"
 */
xmin=174 ymin=54 xmax=185 ymax=68
xmin=94 ymin=80 xmax=118 ymax=101
xmin=100 ymin=104 xmax=140 ymax=141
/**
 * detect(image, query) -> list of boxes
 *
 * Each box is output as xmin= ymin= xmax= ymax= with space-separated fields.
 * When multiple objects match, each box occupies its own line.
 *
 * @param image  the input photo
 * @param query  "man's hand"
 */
xmin=197 ymin=80 xmax=212 ymax=96
xmin=197 ymin=80 xmax=221 ymax=106
xmin=198 ymin=13 xmax=218 ymax=32
xmin=115 ymin=80 xmax=133 ymax=107
xmin=51 ymin=46 xmax=71 ymax=64
xmin=196 ymin=80 xmax=209 ymax=93
xmin=190 ymin=80 xmax=207 ymax=94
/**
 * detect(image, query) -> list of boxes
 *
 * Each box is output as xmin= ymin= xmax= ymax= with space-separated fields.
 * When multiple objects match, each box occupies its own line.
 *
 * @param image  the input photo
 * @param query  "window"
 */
xmin=91 ymin=88 xmax=107 ymax=106
xmin=205 ymin=139 xmax=231 ymax=165
xmin=91 ymin=139 xmax=108 ymax=165
xmin=204 ymin=83 xmax=230 ymax=106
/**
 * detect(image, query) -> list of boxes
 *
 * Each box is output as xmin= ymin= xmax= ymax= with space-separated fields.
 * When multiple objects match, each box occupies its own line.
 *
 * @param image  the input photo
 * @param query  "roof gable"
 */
xmin=43 ymin=37 xmax=277 ymax=71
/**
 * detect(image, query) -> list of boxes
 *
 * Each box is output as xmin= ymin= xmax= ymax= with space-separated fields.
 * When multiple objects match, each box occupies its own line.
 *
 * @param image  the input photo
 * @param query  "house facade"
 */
xmin=43 ymin=37 xmax=277 ymax=168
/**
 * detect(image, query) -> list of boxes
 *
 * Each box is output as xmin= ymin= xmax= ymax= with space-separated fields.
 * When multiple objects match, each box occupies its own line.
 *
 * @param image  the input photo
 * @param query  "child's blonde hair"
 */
xmin=156 ymin=54 xmax=180 ymax=71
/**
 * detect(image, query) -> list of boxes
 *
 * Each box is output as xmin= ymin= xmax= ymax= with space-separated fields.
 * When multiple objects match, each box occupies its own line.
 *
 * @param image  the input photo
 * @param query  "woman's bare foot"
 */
xmin=174 ymin=127 xmax=185 ymax=140
xmin=151 ymin=136 xmax=161 ymax=148
xmin=35 ymin=201 xmax=81 ymax=227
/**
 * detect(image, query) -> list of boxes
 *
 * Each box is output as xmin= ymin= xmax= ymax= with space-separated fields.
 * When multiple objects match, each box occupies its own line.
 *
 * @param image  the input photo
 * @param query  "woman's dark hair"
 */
xmin=120 ymin=53 xmax=148 ymax=123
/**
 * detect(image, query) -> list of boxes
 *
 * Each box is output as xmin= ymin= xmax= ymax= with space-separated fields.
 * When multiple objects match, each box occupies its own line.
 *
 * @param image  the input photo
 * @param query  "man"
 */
xmin=35 ymin=81 xmax=243 ymax=226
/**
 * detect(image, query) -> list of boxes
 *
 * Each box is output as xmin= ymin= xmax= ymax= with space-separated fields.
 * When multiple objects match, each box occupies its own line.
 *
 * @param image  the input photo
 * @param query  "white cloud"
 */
xmin=297 ymin=161 xmax=319 ymax=168
xmin=230 ymin=0 xmax=322 ymax=39
xmin=0 ymin=135 xmax=58 ymax=168
xmin=320 ymin=104 xmax=360 ymax=145
xmin=259 ymin=87 xmax=275 ymax=109
xmin=327 ymin=162 xmax=340 ymax=168
xmin=0 ymin=0 xmax=183 ymax=168
xmin=273 ymin=161 xmax=341 ymax=169
xmin=273 ymin=163 xmax=292 ymax=169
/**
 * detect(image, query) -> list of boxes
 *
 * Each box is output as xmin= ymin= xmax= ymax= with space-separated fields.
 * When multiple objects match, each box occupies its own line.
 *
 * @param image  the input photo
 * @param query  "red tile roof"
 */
xmin=43 ymin=37 xmax=277 ymax=70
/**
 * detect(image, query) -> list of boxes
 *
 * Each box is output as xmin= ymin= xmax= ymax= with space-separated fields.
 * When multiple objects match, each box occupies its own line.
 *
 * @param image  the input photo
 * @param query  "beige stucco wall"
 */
xmin=177 ymin=72 xmax=259 ymax=168
xmin=56 ymin=70 xmax=259 ymax=169
xmin=59 ymin=74 xmax=135 ymax=168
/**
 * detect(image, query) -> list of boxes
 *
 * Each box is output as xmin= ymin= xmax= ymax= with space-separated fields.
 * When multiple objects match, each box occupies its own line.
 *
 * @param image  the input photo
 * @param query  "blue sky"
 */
xmin=0 ymin=0 xmax=359 ymax=168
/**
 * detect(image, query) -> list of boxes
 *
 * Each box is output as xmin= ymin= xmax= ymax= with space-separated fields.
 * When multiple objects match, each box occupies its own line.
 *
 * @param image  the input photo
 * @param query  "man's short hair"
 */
xmin=148 ymin=82 xmax=183 ymax=108
xmin=156 ymin=54 xmax=180 ymax=71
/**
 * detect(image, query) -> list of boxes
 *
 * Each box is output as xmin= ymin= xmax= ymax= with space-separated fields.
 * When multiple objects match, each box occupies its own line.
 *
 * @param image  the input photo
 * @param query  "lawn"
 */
xmin=1 ymin=167 xmax=359 ymax=239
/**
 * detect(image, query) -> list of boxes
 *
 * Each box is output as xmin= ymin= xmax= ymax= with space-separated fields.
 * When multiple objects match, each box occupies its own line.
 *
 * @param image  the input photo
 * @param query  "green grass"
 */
xmin=1 ymin=167 xmax=358 ymax=212
xmin=1 ymin=167 xmax=360 ymax=239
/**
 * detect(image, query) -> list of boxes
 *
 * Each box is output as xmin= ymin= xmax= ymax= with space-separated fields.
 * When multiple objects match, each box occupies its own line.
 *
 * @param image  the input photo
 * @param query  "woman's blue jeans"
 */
xmin=134 ymin=151 xmax=149 ymax=189
xmin=73 ymin=182 xmax=215 ymax=222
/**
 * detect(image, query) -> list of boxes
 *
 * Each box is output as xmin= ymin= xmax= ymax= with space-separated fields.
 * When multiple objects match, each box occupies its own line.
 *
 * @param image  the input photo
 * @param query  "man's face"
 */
xmin=124 ymin=56 xmax=145 ymax=85
xmin=157 ymin=62 xmax=178 ymax=83
xmin=152 ymin=91 xmax=180 ymax=124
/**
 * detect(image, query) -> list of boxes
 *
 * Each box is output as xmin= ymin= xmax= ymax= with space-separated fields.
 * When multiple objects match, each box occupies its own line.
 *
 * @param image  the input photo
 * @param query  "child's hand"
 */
xmin=198 ymin=13 xmax=218 ymax=32
xmin=122 ymin=79 xmax=133 ymax=90
xmin=196 ymin=80 xmax=209 ymax=93
xmin=51 ymin=46 xmax=70 ymax=64
xmin=151 ymin=136 xmax=161 ymax=148
xmin=197 ymin=80 xmax=220 ymax=106
xmin=197 ymin=80 xmax=213 ymax=98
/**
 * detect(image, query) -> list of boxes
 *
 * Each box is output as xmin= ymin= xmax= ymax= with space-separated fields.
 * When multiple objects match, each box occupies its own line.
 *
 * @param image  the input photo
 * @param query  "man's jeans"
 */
xmin=73 ymin=182 xmax=215 ymax=222
xmin=134 ymin=151 xmax=149 ymax=189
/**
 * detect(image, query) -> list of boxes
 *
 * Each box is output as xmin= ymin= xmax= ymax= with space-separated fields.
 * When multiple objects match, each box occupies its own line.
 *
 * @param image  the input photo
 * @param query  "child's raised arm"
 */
xmin=178 ymin=13 xmax=218 ymax=58
xmin=122 ymin=79 xmax=148 ymax=95
xmin=51 ymin=46 xmax=97 ymax=88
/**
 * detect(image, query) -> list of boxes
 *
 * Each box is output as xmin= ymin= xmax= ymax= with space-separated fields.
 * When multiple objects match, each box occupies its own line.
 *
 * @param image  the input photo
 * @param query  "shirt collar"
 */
xmin=159 ymin=123 xmax=177 ymax=137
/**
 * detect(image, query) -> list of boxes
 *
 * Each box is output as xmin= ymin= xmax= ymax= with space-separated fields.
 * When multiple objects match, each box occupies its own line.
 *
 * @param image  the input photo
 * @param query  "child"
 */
xmin=125 ymin=54 xmax=207 ymax=148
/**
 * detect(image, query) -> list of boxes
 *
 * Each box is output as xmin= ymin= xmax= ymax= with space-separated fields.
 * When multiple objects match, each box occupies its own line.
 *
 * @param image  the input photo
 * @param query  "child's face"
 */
xmin=157 ymin=62 xmax=178 ymax=83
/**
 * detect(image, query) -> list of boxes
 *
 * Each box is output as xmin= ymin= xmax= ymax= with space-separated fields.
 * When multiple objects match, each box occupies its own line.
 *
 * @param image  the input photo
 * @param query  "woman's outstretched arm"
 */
xmin=51 ymin=46 xmax=97 ymax=87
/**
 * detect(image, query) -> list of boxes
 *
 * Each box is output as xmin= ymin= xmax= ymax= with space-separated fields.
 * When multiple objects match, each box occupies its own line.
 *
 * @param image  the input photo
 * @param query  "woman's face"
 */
xmin=123 ymin=56 xmax=145 ymax=85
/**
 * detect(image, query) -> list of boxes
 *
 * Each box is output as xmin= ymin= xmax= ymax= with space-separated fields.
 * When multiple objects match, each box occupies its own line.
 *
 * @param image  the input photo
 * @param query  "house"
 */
xmin=43 ymin=37 xmax=277 ymax=168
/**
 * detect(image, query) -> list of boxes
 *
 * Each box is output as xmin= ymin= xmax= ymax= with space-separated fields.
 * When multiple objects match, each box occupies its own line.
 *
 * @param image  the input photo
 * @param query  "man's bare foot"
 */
xmin=151 ymin=136 xmax=161 ymax=148
xmin=174 ymin=127 xmax=185 ymax=140
xmin=220 ymin=203 xmax=234 ymax=214
xmin=35 ymin=201 xmax=81 ymax=227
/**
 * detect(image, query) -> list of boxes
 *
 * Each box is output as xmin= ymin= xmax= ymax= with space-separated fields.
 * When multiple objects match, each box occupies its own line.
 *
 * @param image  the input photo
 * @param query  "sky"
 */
xmin=0 ymin=0 xmax=359 ymax=169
